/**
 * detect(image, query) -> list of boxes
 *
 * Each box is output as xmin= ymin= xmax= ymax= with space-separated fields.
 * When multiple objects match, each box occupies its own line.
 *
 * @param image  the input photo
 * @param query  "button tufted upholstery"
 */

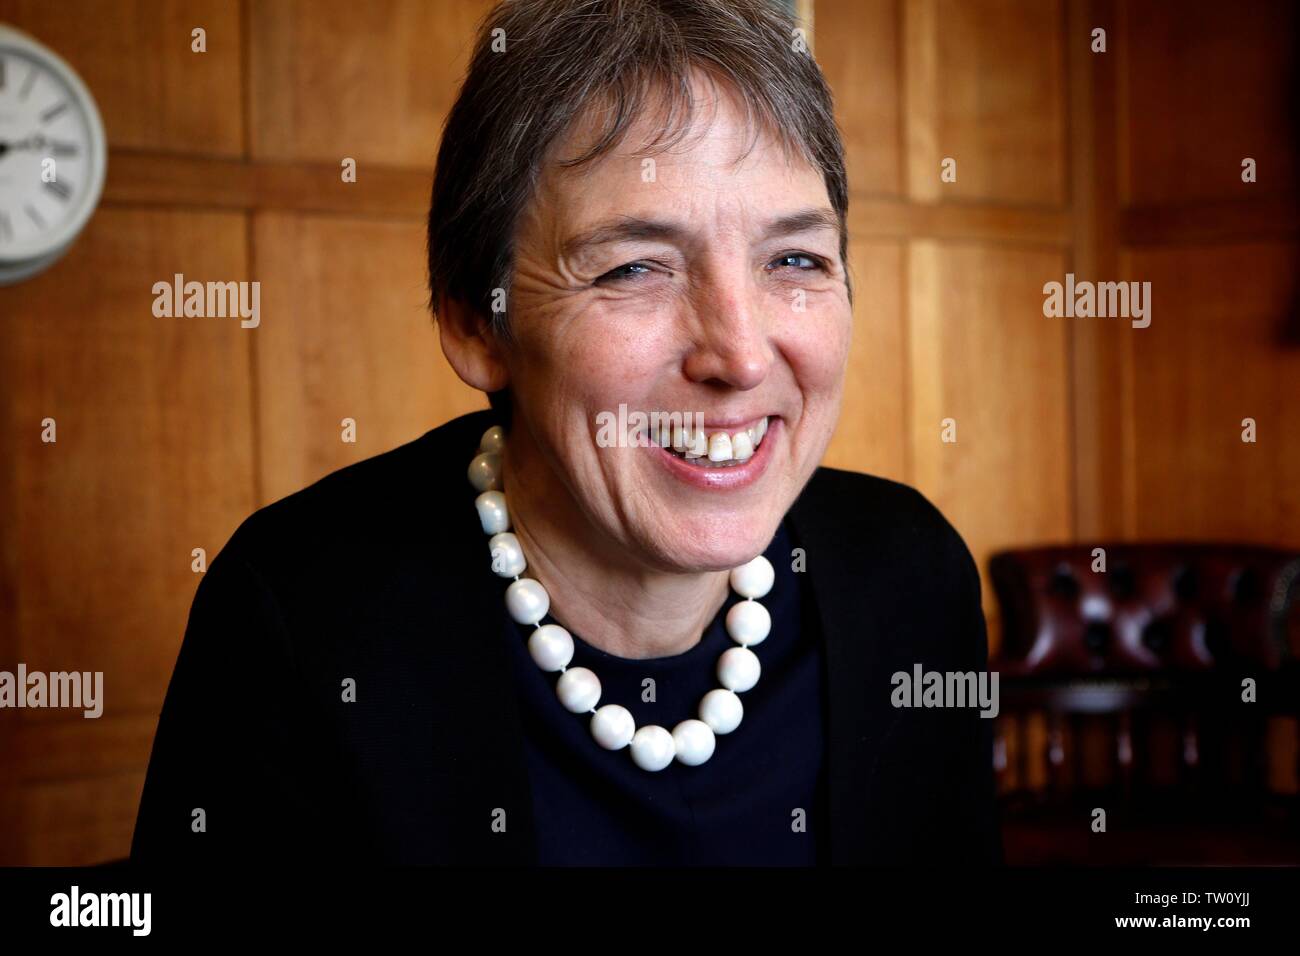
xmin=987 ymin=544 xmax=1300 ymax=864
xmin=990 ymin=544 xmax=1300 ymax=676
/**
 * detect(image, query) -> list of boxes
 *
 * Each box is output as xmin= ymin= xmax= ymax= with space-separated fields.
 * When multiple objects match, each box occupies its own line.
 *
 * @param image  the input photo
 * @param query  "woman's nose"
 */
xmin=680 ymin=286 xmax=773 ymax=391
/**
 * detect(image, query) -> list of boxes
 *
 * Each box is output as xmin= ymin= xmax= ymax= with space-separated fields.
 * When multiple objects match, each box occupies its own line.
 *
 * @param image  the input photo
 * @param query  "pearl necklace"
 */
xmin=467 ymin=425 xmax=775 ymax=772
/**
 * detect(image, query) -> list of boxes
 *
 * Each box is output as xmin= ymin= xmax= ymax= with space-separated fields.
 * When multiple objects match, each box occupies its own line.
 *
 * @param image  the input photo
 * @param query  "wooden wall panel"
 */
xmin=0 ymin=208 xmax=255 ymax=863
xmin=1067 ymin=0 xmax=1126 ymax=542
xmin=248 ymin=0 xmax=494 ymax=166
xmin=1121 ymin=242 xmax=1300 ymax=544
xmin=815 ymin=0 xmax=902 ymax=197
xmin=1122 ymin=0 xmax=1298 ymax=204
xmin=937 ymin=0 xmax=1066 ymax=205
xmin=823 ymin=238 xmax=907 ymax=480
xmin=906 ymin=0 xmax=1067 ymax=205
xmin=3 ymin=207 xmax=256 ymax=713
xmin=252 ymin=212 xmax=485 ymax=504
xmin=907 ymin=240 xmax=1074 ymax=638
xmin=19 ymin=770 xmax=145 ymax=866
xmin=0 ymin=0 xmax=244 ymax=155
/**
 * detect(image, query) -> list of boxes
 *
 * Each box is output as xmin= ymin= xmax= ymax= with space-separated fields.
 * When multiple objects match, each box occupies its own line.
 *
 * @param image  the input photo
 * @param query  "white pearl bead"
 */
xmin=557 ymin=667 xmax=601 ymax=713
xmin=488 ymin=532 xmax=526 ymax=577
xmin=725 ymin=599 xmax=771 ymax=646
xmin=475 ymin=490 xmax=510 ymax=534
xmin=529 ymin=624 xmax=574 ymax=671
xmin=729 ymin=555 xmax=775 ymax=599
xmin=672 ymin=719 xmax=717 ymax=766
xmin=630 ymin=725 xmax=676 ymax=771
xmin=699 ymin=688 xmax=744 ymax=735
xmin=479 ymin=426 xmax=505 ymax=454
xmin=717 ymin=646 xmax=761 ymax=692
xmin=467 ymin=452 xmax=501 ymax=492
xmin=505 ymin=577 xmax=549 ymax=625
xmin=591 ymin=704 xmax=635 ymax=750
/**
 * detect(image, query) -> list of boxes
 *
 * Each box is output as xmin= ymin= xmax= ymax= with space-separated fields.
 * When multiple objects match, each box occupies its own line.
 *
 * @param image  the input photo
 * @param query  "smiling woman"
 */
xmin=131 ymin=0 xmax=1000 ymax=866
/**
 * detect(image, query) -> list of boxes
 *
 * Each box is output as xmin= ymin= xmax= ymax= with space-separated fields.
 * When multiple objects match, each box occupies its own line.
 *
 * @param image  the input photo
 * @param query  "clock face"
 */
xmin=0 ymin=29 xmax=106 ymax=273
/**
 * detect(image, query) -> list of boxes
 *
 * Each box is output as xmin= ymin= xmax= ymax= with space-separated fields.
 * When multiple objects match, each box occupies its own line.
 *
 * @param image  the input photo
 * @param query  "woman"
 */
xmin=132 ymin=0 xmax=1000 ymax=865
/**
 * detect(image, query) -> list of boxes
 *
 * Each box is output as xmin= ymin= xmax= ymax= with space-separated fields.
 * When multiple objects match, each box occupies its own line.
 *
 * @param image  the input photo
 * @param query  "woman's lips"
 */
xmin=646 ymin=417 xmax=779 ymax=490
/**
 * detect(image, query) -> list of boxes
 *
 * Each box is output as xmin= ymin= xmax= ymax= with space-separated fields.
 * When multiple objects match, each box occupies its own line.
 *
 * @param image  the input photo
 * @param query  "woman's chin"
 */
xmin=637 ymin=521 xmax=781 ymax=574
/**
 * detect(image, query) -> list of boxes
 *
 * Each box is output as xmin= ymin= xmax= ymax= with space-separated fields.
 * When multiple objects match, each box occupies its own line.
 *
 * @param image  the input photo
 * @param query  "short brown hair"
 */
xmin=427 ymin=0 xmax=850 ymax=420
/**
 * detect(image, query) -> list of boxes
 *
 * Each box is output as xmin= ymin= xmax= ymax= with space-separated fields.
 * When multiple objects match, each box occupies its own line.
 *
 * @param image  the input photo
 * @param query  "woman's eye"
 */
xmin=597 ymin=261 xmax=654 ymax=283
xmin=769 ymin=252 xmax=823 ymax=272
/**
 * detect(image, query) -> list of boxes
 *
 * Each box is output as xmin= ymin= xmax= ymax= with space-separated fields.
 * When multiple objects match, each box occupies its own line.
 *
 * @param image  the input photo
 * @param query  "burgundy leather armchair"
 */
xmin=987 ymin=542 xmax=1300 ymax=864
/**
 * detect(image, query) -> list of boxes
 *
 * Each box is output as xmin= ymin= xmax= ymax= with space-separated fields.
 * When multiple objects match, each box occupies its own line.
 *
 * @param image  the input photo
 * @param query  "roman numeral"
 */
xmin=49 ymin=141 xmax=80 ymax=157
xmin=0 ymin=212 xmax=12 ymax=242
xmin=0 ymin=58 xmax=6 ymax=91
xmin=40 ymin=101 xmax=69 ymax=124
xmin=25 ymin=204 xmax=46 ymax=229
xmin=45 ymin=179 xmax=72 ymax=201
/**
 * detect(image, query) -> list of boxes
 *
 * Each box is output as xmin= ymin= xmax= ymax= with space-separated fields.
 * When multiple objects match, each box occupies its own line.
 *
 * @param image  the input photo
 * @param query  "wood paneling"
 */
xmin=907 ymin=0 xmax=1067 ymax=205
xmin=252 ymin=212 xmax=484 ymax=503
xmin=907 ymin=240 xmax=1074 ymax=635
xmin=850 ymin=196 xmax=1069 ymax=245
xmin=102 ymin=149 xmax=432 ymax=220
xmin=20 ymin=770 xmax=145 ymax=866
xmin=0 ymin=208 xmax=255 ymax=863
xmin=0 ymin=0 xmax=244 ymax=155
xmin=1122 ymin=0 xmax=1299 ymax=204
xmin=903 ymin=0 xmax=941 ymax=202
xmin=1121 ymin=198 xmax=1300 ymax=246
xmin=815 ymin=0 xmax=902 ymax=197
xmin=5 ymin=716 xmax=156 ymax=864
xmin=2 ymin=208 xmax=256 ymax=715
xmin=824 ymin=239 xmax=907 ymax=480
xmin=1121 ymin=242 xmax=1300 ymax=544
xmin=1067 ymin=0 xmax=1126 ymax=541
xmin=101 ymin=148 xmax=1073 ymax=244
xmin=10 ymin=713 xmax=158 ymax=782
xmin=248 ymin=0 xmax=494 ymax=166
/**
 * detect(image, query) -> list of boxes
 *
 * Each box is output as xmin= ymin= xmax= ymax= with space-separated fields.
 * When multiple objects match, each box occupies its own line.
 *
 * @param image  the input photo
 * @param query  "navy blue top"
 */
xmin=501 ymin=519 xmax=828 ymax=865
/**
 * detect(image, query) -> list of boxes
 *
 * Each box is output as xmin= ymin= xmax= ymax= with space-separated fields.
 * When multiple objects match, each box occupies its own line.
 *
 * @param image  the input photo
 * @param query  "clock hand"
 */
xmin=0 ymin=134 xmax=75 ymax=155
xmin=0 ymin=138 xmax=33 ymax=158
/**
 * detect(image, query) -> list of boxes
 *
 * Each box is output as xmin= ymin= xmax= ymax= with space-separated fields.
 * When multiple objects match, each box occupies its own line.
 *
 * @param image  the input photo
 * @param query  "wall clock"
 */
xmin=0 ymin=24 xmax=107 ymax=285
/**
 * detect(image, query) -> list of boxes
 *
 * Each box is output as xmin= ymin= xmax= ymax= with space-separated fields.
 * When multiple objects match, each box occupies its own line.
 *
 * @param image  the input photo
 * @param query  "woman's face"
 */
xmin=503 ymin=79 xmax=852 ymax=573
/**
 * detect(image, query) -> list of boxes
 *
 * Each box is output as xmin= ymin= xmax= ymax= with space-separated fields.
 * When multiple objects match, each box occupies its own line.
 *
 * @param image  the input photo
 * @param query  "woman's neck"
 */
xmin=500 ymin=427 xmax=730 ymax=660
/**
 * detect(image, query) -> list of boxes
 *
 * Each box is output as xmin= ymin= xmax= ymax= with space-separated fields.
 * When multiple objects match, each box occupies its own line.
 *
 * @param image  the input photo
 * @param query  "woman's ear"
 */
xmin=436 ymin=294 xmax=510 ymax=394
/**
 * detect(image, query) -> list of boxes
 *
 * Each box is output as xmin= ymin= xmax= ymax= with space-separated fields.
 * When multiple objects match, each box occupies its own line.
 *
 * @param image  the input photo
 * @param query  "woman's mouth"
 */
xmin=640 ymin=415 xmax=780 ymax=491
xmin=650 ymin=416 xmax=771 ymax=468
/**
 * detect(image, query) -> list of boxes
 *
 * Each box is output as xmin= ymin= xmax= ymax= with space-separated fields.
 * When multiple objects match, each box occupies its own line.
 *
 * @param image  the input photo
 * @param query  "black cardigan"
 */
xmin=131 ymin=409 xmax=1002 ymax=865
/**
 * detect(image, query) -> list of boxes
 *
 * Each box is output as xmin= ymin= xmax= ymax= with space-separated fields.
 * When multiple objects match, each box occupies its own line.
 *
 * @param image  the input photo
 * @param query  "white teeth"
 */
xmin=658 ymin=415 xmax=771 ymax=466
